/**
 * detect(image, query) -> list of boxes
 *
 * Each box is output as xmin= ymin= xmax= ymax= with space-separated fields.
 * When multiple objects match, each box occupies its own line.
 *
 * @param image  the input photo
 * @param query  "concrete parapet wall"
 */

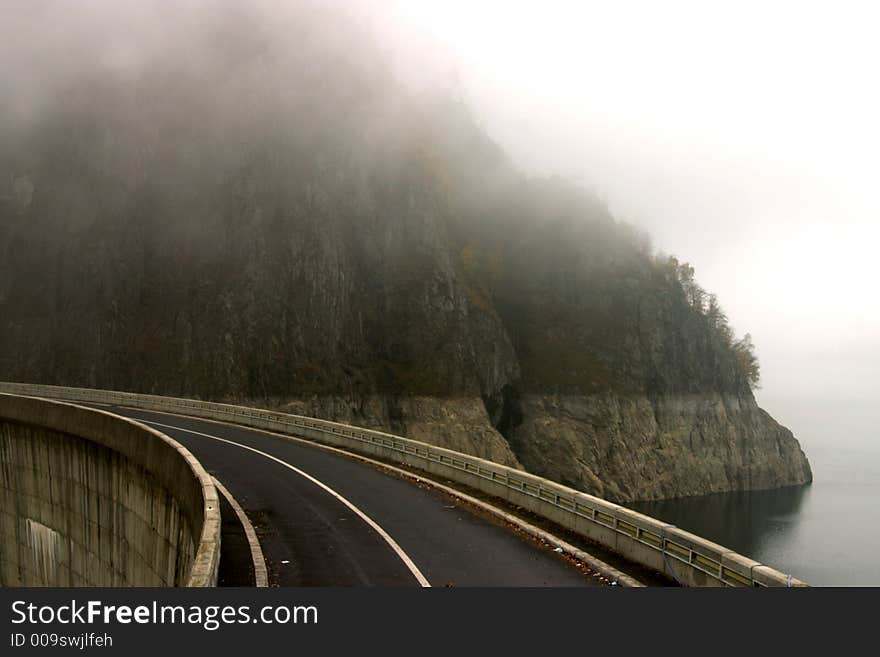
xmin=0 ymin=394 xmax=219 ymax=586
xmin=0 ymin=383 xmax=806 ymax=587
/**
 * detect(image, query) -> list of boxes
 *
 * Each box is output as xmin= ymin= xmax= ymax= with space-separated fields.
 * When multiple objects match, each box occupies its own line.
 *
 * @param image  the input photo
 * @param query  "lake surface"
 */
xmin=632 ymin=396 xmax=880 ymax=586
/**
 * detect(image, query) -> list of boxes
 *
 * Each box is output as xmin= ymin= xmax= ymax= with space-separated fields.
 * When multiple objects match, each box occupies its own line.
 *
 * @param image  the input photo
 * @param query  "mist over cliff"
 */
xmin=0 ymin=0 xmax=811 ymax=501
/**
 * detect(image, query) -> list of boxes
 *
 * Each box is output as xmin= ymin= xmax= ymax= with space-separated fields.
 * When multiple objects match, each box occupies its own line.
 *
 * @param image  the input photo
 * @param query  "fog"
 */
xmin=2 ymin=0 xmax=876 ymax=449
xmin=388 ymin=0 xmax=880 ymax=448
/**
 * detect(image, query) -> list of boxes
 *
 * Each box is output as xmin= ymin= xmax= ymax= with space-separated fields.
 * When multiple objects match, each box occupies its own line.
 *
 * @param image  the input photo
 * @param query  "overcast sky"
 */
xmin=386 ymin=0 xmax=879 ymax=440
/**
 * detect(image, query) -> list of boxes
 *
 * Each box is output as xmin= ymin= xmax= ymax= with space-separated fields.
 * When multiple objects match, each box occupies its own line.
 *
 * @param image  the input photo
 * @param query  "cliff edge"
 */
xmin=0 ymin=2 xmax=811 ymax=502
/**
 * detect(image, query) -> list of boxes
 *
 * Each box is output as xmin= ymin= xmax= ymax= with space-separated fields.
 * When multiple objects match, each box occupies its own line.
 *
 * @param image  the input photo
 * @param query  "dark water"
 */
xmin=632 ymin=437 xmax=880 ymax=586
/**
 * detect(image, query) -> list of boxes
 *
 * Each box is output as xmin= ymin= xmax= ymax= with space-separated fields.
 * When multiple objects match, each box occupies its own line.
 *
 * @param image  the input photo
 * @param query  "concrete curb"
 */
xmin=212 ymin=476 xmax=269 ymax=588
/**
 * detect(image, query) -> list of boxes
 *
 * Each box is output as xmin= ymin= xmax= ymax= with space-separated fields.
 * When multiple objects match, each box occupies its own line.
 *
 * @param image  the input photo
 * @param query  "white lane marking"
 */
xmin=142 ymin=419 xmax=431 ymax=588
xmin=211 ymin=476 xmax=269 ymax=587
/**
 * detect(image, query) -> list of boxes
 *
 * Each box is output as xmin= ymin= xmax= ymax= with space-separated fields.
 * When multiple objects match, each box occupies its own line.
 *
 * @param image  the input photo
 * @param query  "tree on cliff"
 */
xmin=706 ymin=293 xmax=734 ymax=346
xmin=733 ymin=333 xmax=761 ymax=388
xmin=675 ymin=261 xmax=707 ymax=312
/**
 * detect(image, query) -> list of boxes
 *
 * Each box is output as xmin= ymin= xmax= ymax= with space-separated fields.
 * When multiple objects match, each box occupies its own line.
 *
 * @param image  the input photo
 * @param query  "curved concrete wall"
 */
xmin=0 ymin=383 xmax=806 ymax=587
xmin=0 ymin=394 xmax=220 ymax=586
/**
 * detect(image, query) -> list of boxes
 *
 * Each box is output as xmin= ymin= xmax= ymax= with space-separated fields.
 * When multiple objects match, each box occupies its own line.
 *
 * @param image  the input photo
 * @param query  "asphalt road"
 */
xmin=102 ymin=406 xmax=600 ymax=587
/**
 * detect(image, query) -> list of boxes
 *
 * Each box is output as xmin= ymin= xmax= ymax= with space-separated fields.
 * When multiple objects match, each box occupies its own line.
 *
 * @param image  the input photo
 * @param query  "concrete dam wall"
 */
xmin=0 ymin=394 xmax=220 ymax=586
xmin=0 ymin=383 xmax=806 ymax=586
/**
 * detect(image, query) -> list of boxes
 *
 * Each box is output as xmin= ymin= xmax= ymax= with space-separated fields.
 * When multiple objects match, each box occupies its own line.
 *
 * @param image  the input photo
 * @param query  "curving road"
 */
xmin=97 ymin=406 xmax=600 ymax=587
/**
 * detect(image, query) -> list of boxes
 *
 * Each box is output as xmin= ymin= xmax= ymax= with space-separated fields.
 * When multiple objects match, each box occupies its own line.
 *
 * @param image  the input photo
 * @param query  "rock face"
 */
xmin=276 ymin=395 xmax=520 ymax=468
xmin=0 ymin=2 xmax=811 ymax=502
xmin=509 ymin=394 xmax=812 ymax=503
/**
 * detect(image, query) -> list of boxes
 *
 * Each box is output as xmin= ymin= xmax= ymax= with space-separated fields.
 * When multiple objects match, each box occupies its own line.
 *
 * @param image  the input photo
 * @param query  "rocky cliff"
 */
xmin=0 ymin=1 xmax=811 ymax=502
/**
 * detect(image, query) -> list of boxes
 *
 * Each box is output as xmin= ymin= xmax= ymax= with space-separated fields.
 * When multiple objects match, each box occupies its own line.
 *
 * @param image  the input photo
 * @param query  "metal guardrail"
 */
xmin=0 ymin=382 xmax=807 ymax=587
